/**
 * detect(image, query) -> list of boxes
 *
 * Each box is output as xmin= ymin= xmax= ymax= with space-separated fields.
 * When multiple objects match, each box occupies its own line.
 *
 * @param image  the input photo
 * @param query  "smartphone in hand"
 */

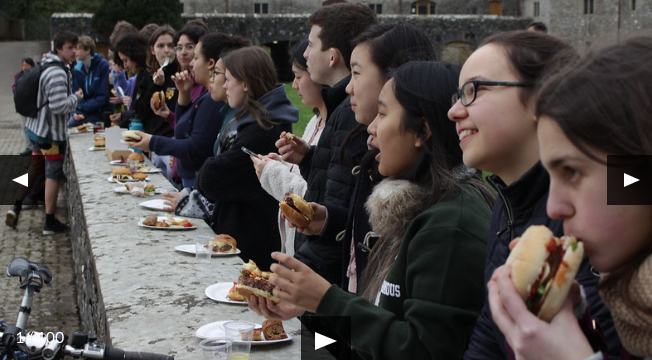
xmin=241 ymin=147 xmax=258 ymax=157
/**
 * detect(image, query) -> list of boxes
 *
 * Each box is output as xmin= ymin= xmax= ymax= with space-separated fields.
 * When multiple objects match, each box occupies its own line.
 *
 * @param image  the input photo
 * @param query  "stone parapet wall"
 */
xmin=64 ymin=148 xmax=111 ymax=344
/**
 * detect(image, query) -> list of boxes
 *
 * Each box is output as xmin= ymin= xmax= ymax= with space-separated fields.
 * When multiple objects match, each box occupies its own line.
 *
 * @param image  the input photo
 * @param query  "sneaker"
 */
xmin=5 ymin=209 xmax=18 ymax=229
xmin=19 ymin=148 xmax=31 ymax=156
xmin=43 ymin=218 xmax=69 ymax=235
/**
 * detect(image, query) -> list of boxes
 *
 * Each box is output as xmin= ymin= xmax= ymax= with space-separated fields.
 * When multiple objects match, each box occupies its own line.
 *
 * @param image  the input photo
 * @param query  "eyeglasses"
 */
xmin=210 ymin=69 xmax=225 ymax=80
xmin=174 ymin=44 xmax=195 ymax=52
xmin=452 ymin=80 xmax=533 ymax=106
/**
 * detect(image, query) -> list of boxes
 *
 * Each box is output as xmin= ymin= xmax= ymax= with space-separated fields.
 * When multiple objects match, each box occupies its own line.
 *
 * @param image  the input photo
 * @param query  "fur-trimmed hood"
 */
xmin=365 ymin=179 xmax=432 ymax=243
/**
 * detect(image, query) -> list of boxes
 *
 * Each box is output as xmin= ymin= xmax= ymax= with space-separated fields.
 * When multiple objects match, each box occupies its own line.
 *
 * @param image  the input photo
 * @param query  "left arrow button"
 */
xmin=12 ymin=173 xmax=28 ymax=187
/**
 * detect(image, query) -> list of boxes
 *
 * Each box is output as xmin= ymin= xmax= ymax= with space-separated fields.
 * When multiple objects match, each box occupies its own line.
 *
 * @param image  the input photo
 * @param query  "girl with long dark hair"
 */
xmin=250 ymin=61 xmax=493 ymax=359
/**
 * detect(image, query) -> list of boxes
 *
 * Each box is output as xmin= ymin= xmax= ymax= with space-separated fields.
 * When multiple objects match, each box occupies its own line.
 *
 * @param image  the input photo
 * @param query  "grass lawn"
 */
xmin=285 ymin=82 xmax=314 ymax=136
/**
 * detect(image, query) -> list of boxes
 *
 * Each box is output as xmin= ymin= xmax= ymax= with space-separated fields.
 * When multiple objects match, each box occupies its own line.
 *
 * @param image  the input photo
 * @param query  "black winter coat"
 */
xmin=294 ymin=75 xmax=356 ymax=285
xmin=196 ymin=85 xmax=298 ymax=271
xmin=463 ymin=162 xmax=622 ymax=360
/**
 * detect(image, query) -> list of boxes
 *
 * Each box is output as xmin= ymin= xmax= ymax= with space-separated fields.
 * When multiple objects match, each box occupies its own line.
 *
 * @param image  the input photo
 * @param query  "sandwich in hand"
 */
xmin=111 ymin=167 xmax=132 ymax=181
xmin=279 ymin=193 xmax=313 ymax=227
xmin=505 ymin=225 xmax=584 ymax=322
xmin=235 ymin=260 xmax=280 ymax=303
xmin=151 ymin=90 xmax=165 ymax=109
xmin=207 ymin=234 xmax=237 ymax=253
xmin=226 ymin=282 xmax=245 ymax=302
xmin=121 ymin=130 xmax=141 ymax=145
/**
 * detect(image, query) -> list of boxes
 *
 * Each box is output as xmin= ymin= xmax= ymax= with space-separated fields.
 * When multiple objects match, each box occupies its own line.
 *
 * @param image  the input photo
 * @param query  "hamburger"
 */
xmin=128 ymin=152 xmax=145 ymax=163
xmin=505 ymin=225 xmax=584 ymax=322
xmin=226 ymin=282 xmax=245 ymax=302
xmin=234 ymin=260 xmax=280 ymax=303
xmin=77 ymin=124 xmax=88 ymax=132
xmin=111 ymin=167 xmax=132 ymax=181
xmin=132 ymin=172 xmax=148 ymax=180
xmin=121 ymin=130 xmax=141 ymax=145
xmin=151 ymin=90 xmax=165 ymax=109
xmin=207 ymin=234 xmax=237 ymax=253
xmin=93 ymin=135 xmax=105 ymax=149
xmin=279 ymin=193 xmax=313 ymax=228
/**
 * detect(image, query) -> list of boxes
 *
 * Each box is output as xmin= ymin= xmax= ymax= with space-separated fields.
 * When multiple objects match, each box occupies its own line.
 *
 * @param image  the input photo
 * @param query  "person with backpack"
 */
xmin=13 ymin=57 xmax=35 ymax=156
xmin=23 ymin=30 xmax=83 ymax=235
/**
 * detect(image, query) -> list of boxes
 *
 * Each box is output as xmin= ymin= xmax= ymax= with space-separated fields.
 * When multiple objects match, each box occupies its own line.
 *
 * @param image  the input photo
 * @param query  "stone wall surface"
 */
xmin=522 ymin=0 xmax=652 ymax=52
xmin=51 ymin=13 xmax=531 ymax=60
xmin=0 ymin=41 xmax=81 ymax=343
xmin=65 ymin=134 xmax=301 ymax=359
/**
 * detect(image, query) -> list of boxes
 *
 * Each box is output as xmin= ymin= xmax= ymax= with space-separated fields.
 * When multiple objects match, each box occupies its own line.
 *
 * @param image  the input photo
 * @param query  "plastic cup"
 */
xmin=199 ymin=338 xmax=231 ymax=360
xmin=195 ymin=242 xmax=211 ymax=262
xmin=223 ymin=321 xmax=255 ymax=360
xmin=93 ymin=121 xmax=105 ymax=134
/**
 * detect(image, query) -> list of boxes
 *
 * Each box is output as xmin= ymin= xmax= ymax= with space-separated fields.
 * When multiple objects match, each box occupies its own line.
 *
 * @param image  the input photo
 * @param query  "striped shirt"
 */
xmin=25 ymin=52 xmax=78 ymax=143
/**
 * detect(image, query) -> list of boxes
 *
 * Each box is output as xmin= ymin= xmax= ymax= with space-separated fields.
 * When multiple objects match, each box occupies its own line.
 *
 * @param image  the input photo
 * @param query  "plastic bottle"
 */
xmin=129 ymin=118 xmax=144 ymax=154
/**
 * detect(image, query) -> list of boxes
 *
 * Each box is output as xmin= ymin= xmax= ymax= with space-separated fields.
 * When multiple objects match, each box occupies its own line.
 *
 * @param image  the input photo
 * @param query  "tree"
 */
xmin=1 ymin=0 xmax=102 ymax=40
xmin=92 ymin=0 xmax=183 ymax=38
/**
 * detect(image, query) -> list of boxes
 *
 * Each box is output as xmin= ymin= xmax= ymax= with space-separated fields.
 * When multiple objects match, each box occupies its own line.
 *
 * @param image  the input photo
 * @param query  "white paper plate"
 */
xmin=196 ymin=320 xmax=293 ymax=345
xmin=138 ymin=199 xmax=170 ymax=210
xmin=137 ymin=216 xmax=197 ymax=230
xmin=69 ymin=129 xmax=91 ymax=135
xmin=113 ymin=186 xmax=161 ymax=195
xmin=107 ymin=175 xmax=149 ymax=183
xmin=137 ymin=166 xmax=162 ymax=173
xmin=88 ymin=146 xmax=105 ymax=151
xmin=109 ymin=160 xmax=130 ymax=165
xmin=175 ymin=245 xmax=241 ymax=256
xmin=204 ymin=282 xmax=247 ymax=305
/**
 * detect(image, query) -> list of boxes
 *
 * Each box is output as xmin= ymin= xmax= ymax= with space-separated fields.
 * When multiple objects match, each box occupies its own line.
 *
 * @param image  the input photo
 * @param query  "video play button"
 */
xmin=315 ymin=332 xmax=336 ymax=350
xmin=12 ymin=173 xmax=29 ymax=188
xmin=607 ymin=155 xmax=652 ymax=205
xmin=0 ymin=155 xmax=32 ymax=205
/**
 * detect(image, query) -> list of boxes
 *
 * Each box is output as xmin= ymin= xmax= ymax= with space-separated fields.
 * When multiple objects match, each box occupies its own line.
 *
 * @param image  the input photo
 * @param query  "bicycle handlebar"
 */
xmin=0 ymin=330 xmax=174 ymax=360
xmin=103 ymin=347 xmax=174 ymax=360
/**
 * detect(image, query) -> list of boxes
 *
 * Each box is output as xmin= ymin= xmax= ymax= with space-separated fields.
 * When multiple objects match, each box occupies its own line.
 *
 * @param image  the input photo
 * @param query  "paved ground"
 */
xmin=0 ymin=41 xmax=81 ymax=338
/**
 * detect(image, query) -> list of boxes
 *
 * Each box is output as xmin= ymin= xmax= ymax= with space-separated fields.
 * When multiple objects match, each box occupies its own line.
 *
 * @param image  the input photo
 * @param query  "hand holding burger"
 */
xmin=505 ymin=225 xmax=584 ymax=321
xmin=235 ymin=260 xmax=280 ymax=303
xmin=122 ymin=130 xmax=152 ymax=152
xmin=279 ymin=193 xmax=314 ymax=228
xmin=150 ymin=92 xmax=170 ymax=118
xmin=151 ymin=90 xmax=165 ymax=110
xmin=487 ymin=227 xmax=593 ymax=360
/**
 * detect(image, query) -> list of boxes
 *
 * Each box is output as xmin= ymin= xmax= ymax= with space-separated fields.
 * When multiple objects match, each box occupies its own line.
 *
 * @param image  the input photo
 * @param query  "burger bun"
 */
xmin=506 ymin=225 xmax=584 ymax=322
xmin=279 ymin=193 xmax=314 ymax=228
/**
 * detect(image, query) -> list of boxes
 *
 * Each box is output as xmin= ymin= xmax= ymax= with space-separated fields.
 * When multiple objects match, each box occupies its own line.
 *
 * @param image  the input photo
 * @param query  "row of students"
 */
xmin=241 ymin=6 xmax=650 ymax=360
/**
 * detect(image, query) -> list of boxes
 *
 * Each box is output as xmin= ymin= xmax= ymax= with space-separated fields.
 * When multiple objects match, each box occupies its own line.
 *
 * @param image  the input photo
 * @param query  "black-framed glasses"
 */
xmin=452 ymin=80 xmax=533 ymax=106
xmin=174 ymin=44 xmax=195 ymax=52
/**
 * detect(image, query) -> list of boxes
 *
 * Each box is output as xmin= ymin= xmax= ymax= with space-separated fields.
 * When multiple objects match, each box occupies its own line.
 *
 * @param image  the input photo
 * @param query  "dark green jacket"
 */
xmin=317 ymin=185 xmax=490 ymax=360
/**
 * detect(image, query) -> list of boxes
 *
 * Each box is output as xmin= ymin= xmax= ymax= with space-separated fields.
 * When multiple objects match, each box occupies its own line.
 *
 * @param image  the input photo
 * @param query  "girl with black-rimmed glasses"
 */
xmin=448 ymin=30 xmax=623 ymax=360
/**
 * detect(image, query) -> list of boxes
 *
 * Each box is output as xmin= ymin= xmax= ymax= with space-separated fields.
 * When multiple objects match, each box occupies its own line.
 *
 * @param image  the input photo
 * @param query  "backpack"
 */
xmin=14 ymin=61 xmax=66 ymax=118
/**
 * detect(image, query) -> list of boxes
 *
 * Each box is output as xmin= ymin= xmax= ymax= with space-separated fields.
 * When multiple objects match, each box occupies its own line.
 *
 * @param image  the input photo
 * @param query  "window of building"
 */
xmin=411 ymin=1 xmax=436 ymax=15
xmin=369 ymin=4 xmax=383 ymax=14
xmin=534 ymin=2 xmax=540 ymax=16
xmin=254 ymin=3 xmax=269 ymax=14
xmin=488 ymin=1 xmax=503 ymax=15
xmin=583 ymin=0 xmax=594 ymax=14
